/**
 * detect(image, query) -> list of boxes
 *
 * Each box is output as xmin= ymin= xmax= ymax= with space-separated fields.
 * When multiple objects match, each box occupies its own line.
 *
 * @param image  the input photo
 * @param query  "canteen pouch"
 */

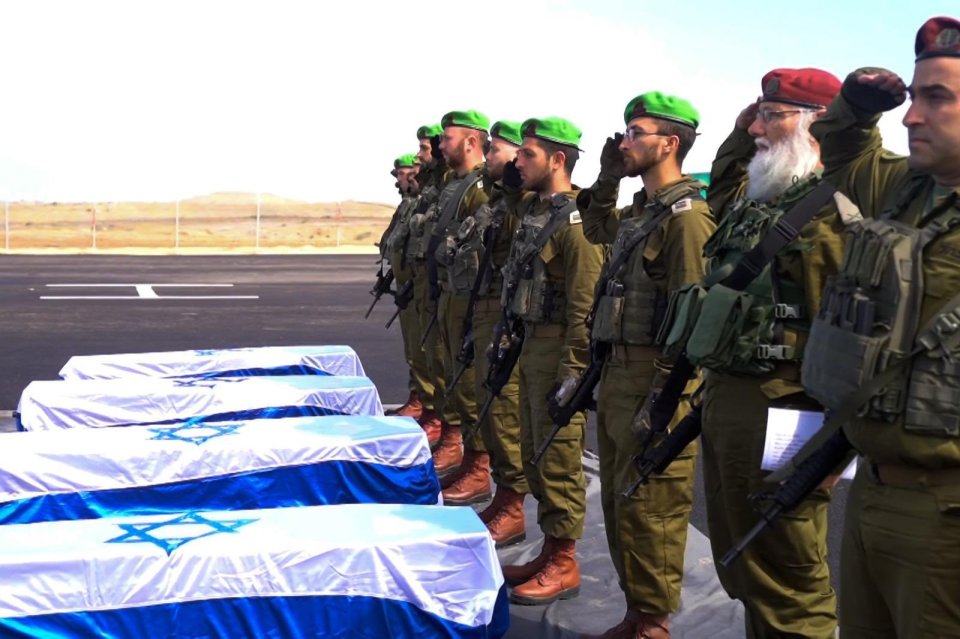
xmin=685 ymin=284 xmax=752 ymax=370
xmin=659 ymin=283 xmax=707 ymax=356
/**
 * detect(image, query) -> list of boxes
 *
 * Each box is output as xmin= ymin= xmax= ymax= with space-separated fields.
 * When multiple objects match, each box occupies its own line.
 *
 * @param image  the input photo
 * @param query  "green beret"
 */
xmin=394 ymin=153 xmax=419 ymax=169
xmin=623 ymin=91 xmax=700 ymax=129
xmin=521 ymin=116 xmax=583 ymax=150
xmin=440 ymin=110 xmax=490 ymax=132
xmin=416 ymin=123 xmax=443 ymax=140
xmin=490 ymin=120 xmax=523 ymax=146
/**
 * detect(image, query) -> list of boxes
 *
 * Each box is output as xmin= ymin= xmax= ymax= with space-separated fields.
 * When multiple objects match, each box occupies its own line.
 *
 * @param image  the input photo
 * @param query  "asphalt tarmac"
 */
xmin=0 ymin=253 xmax=850 ymax=623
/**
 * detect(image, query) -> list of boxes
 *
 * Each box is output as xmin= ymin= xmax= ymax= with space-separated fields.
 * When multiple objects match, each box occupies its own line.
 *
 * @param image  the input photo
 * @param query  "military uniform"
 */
xmin=660 ymin=69 xmax=846 ymax=638
xmin=803 ymin=21 xmax=960 ymax=637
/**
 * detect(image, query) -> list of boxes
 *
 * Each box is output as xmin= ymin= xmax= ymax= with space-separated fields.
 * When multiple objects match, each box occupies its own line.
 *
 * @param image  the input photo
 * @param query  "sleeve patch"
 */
xmin=671 ymin=198 xmax=693 ymax=214
xmin=569 ymin=211 xmax=582 ymax=224
xmin=832 ymin=191 xmax=863 ymax=225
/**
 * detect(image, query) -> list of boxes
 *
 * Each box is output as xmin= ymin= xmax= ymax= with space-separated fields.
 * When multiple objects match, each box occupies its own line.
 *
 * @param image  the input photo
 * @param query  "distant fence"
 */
xmin=1 ymin=197 xmax=393 ymax=253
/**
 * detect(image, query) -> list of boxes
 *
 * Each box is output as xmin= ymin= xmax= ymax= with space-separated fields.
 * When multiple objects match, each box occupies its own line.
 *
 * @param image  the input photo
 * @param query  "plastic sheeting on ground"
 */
xmin=0 ymin=415 xmax=439 ymax=525
xmin=17 ymin=375 xmax=383 ymax=431
xmin=59 ymin=345 xmax=365 ymax=380
xmin=0 ymin=504 xmax=509 ymax=639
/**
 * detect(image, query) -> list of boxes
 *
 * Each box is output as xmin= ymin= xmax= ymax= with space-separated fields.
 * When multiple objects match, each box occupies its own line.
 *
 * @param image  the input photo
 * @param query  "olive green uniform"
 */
xmin=470 ymin=181 xmax=528 ymax=492
xmin=505 ymin=189 xmax=603 ymax=540
xmin=383 ymin=195 xmax=434 ymax=403
xmin=809 ymin=91 xmax=960 ymax=639
xmin=432 ymin=163 xmax=489 ymax=449
xmin=578 ymin=175 xmax=715 ymax=614
xmin=407 ymin=164 xmax=451 ymax=416
xmin=689 ymin=126 xmax=848 ymax=638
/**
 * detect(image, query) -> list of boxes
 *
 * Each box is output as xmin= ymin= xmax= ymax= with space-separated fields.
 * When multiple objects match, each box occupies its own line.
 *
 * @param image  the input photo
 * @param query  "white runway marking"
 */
xmin=41 ymin=284 xmax=259 ymax=300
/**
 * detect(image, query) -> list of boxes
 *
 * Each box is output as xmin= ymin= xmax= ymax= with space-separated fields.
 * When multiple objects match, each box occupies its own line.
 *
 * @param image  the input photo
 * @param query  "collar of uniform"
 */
xmin=634 ymin=175 xmax=699 ymax=210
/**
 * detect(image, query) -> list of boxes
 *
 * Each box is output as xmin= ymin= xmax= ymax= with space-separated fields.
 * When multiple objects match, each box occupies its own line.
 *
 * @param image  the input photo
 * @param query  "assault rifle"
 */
xmin=469 ymin=314 xmax=524 ymax=440
xmin=385 ymin=280 xmax=414 ymax=329
xmin=365 ymin=265 xmax=395 ymax=319
xmin=720 ymin=429 xmax=852 ymax=567
xmin=622 ymin=405 xmax=702 ymax=497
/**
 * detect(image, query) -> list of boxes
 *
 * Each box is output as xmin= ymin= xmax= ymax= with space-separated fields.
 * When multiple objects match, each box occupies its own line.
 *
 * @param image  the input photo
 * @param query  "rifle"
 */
xmin=622 ymin=405 xmax=702 ymax=497
xmin=419 ymin=309 xmax=438 ymax=348
xmin=385 ymin=280 xmax=414 ymax=329
xmin=625 ymin=182 xmax=838 ymax=484
xmin=532 ymin=340 xmax=608 ymax=465
xmin=364 ymin=265 xmax=395 ymax=319
xmin=720 ymin=429 xmax=852 ymax=567
xmin=468 ymin=314 xmax=524 ymax=440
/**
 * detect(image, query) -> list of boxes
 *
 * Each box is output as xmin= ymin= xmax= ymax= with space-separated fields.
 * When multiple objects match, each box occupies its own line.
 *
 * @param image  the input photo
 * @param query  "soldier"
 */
xmin=799 ymin=16 xmax=960 ymax=638
xmin=381 ymin=154 xmax=429 ymax=421
xmin=429 ymin=110 xmax=492 ymax=493
xmin=448 ymin=120 xmax=529 ymax=543
xmin=656 ymin=68 xmax=848 ymax=638
xmin=498 ymin=117 xmax=604 ymax=605
xmin=407 ymin=123 xmax=450 ymax=447
xmin=576 ymin=93 xmax=716 ymax=638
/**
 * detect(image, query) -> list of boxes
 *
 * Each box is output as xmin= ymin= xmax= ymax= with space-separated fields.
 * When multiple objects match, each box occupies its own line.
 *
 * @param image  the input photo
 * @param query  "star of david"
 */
xmin=106 ymin=512 xmax=257 ymax=555
xmin=172 ymin=376 xmax=246 ymax=388
xmin=149 ymin=422 xmax=241 ymax=445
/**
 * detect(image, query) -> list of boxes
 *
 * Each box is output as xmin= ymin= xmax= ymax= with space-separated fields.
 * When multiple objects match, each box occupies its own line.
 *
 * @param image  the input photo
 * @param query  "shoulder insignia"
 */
xmin=569 ymin=211 xmax=582 ymax=224
xmin=476 ymin=180 xmax=484 ymax=191
xmin=671 ymin=198 xmax=693 ymax=214
xmin=832 ymin=191 xmax=863 ymax=225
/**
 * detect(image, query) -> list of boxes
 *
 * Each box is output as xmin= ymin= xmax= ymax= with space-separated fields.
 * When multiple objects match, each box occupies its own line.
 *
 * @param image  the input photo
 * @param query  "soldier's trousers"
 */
xmin=412 ymin=265 xmax=449 ymax=419
xmin=597 ymin=346 xmax=696 ymax=614
xmin=519 ymin=329 xmax=586 ymax=540
xmin=396 ymin=271 xmax=434 ymax=406
xmin=437 ymin=289 xmax=482 ymax=449
xmin=840 ymin=464 xmax=960 ymax=639
xmin=473 ymin=300 xmax=526 ymax=493
xmin=701 ymin=371 xmax=836 ymax=639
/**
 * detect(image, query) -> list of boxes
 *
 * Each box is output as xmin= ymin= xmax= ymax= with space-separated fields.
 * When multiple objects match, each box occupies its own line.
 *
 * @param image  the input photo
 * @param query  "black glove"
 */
xmin=430 ymin=135 xmax=445 ymax=168
xmin=502 ymin=159 xmax=523 ymax=190
xmin=546 ymin=382 xmax=562 ymax=423
xmin=841 ymin=67 xmax=907 ymax=114
xmin=599 ymin=133 xmax=627 ymax=181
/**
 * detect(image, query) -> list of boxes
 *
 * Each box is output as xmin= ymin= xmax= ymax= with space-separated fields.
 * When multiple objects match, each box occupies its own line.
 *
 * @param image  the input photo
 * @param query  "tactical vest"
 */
xmin=444 ymin=196 xmax=508 ymax=295
xmin=384 ymin=196 xmax=417 ymax=262
xmin=406 ymin=183 xmax=442 ymax=261
xmin=502 ymin=195 xmax=578 ymax=325
xmin=592 ymin=182 xmax=704 ymax=346
xmin=432 ymin=170 xmax=484 ymax=288
xmin=803 ymin=181 xmax=960 ymax=437
xmin=660 ymin=176 xmax=826 ymax=375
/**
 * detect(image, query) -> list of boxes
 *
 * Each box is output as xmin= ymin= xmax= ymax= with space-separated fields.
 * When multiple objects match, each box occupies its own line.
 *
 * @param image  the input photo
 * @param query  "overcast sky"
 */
xmin=0 ymin=0 xmax=954 ymax=204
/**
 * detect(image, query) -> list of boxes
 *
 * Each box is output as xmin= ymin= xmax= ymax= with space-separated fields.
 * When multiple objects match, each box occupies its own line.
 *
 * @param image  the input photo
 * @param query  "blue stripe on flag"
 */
xmin=178 ymin=364 xmax=334 ymax=379
xmin=0 ymin=588 xmax=510 ymax=639
xmin=0 ymin=459 xmax=440 ymax=525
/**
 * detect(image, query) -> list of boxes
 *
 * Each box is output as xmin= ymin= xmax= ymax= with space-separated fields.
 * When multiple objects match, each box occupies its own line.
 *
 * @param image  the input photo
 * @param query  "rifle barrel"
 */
xmin=530 ymin=422 xmax=562 ymax=465
xmin=364 ymin=295 xmax=379 ymax=319
xmin=419 ymin=313 xmax=438 ymax=348
xmin=385 ymin=307 xmax=401 ymax=329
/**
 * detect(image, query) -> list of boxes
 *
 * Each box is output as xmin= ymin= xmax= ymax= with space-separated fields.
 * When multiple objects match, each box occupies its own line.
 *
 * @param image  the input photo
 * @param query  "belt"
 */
xmin=474 ymin=297 xmax=502 ymax=312
xmin=870 ymin=462 xmax=960 ymax=488
xmin=526 ymin=323 xmax=566 ymax=338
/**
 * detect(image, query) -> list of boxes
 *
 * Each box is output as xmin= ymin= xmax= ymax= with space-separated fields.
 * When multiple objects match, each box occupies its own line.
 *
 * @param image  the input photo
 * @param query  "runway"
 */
xmin=0 ymin=254 xmax=851 ymax=636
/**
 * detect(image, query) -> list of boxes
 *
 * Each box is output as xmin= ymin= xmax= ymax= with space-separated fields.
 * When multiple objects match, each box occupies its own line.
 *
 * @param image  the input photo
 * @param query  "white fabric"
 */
xmin=59 ymin=345 xmax=365 ymax=379
xmin=0 ymin=504 xmax=502 ymax=628
xmin=0 ymin=416 xmax=430 ymax=501
xmin=17 ymin=376 xmax=383 ymax=431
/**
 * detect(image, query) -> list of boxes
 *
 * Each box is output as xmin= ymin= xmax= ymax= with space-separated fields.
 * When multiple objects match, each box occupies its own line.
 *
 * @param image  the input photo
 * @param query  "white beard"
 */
xmin=746 ymin=117 xmax=821 ymax=203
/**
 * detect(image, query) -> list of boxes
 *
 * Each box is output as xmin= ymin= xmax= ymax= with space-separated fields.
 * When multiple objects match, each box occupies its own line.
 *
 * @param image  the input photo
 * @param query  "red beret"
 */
xmin=915 ymin=16 xmax=960 ymax=61
xmin=760 ymin=68 xmax=841 ymax=109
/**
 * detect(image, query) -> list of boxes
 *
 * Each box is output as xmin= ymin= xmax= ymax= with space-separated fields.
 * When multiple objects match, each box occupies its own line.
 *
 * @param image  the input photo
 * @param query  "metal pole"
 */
xmin=255 ymin=192 xmax=261 ymax=252
xmin=175 ymin=199 xmax=180 ymax=252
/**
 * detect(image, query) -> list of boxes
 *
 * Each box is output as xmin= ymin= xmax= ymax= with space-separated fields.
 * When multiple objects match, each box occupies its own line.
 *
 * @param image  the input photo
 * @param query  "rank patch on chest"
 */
xmin=569 ymin=211 xmax=582 ymax=224
xmin=671 ymin=198 xmax=693 ymax=214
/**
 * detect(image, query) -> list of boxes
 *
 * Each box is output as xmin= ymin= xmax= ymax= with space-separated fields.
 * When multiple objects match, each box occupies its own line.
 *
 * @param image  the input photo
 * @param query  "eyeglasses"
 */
xmin=755 ymin=109 xmax=817 ymax=123
xmin=623 ymin=126 xmax=669 ymax=142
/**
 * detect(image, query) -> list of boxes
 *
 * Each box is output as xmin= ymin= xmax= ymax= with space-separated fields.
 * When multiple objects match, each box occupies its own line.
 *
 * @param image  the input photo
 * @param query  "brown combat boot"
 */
xmin=431 ymin=424 xmax=463 ymax=477
xmin=416 ymin=408 xmax=442 ymax=449
xmin=442 ymin=450 xmax=492 ymax=505
xmin=386 ymin=390 xmax=423 ymax=420
xmin=580 ymin=609 xmax=671 ymax=639
xmin=485 ymin=487 xmax=525 ymax=547
xmin=501 ymin=536 xmax=552 ymax=587
xmin=509 ymin=537 xmax=580 ymax=605
xmin=477 ymin=485 xmax=510 ymax=523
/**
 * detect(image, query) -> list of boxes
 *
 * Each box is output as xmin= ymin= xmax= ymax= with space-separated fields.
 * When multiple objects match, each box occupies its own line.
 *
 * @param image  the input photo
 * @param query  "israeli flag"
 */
xmin=0 ymin=504 xmax=509 ymax=638
xmin=59 ymin=345 xmax=366 ymax=380
xmin=0 ymin=416 xmax=440 ymax=525
xmin=17 ymin=375 xmax=383 ymax=431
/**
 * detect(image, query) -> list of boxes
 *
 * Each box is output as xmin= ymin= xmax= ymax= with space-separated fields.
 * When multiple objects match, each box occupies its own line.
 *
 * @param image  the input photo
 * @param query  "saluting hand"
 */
xmin=843 ymin=67 xmax=907 ymax=113
xmin=502 ymin=159 xmax=523 ymax=190
xmin=599 ymin=133 xmax=627 ymax=180
xmin=735 ymin=100 xmax=760 ymax=130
